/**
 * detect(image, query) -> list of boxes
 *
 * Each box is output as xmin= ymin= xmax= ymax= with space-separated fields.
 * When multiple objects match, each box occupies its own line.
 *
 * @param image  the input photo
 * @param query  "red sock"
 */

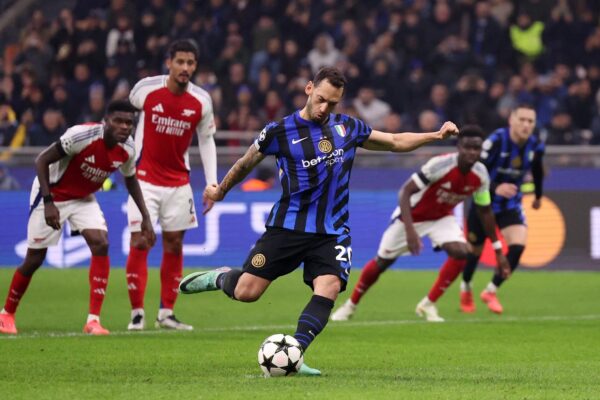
xmin=89 ymin=255 xmax=110 ymax=316
xmin=350 ymin=259 xmax=383 ymax=305
xmin=126 ymin=247 xmax=149 ymax=309
xmin=160 ymin=251 xmax=183 ymax=310
xmin=427 ymin=257 xmax=466 ymax=302
xmin=3 ymin=270 xmax=32 ymax=314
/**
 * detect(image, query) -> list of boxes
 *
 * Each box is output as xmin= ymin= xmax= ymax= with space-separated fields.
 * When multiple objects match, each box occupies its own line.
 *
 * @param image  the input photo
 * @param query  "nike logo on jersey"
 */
xmin=152 ymin=103 xmax=164 ymax=113
xmin=181 ymin=109 xmax=196 ymax=117
xmin=85 ymin=155 xmax=95 ymax=164
xmin=292 ymin=137 xmax=308 ymax=144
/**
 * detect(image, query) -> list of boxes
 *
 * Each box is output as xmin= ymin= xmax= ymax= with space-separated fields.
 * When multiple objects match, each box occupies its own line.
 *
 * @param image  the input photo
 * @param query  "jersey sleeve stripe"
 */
xmin=413 ymin=171 xmax=428 ymax=189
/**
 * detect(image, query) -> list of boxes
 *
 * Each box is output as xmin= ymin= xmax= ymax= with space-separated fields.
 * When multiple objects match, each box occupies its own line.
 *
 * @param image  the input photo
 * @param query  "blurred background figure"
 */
xmin=241 ymin=165 xmax=276 ymax=192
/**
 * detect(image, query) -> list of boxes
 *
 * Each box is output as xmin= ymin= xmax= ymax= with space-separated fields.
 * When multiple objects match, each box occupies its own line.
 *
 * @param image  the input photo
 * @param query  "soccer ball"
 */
xmin=257 ymin=334 xmax=304 ymax=377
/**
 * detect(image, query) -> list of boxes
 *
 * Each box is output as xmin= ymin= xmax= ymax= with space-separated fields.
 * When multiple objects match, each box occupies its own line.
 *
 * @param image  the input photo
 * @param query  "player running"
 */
xmin=178 ymin=67 xmax=459 ymax=375
xmin=460 ymin=104 xmax=545 ymax=314
xmin=124 ymin=40 xmax=218 ymax=331
xmin=331 ymin=126 xmax=510 ymax=322
xmin=0 ymin=100 xmax=155 ymax=335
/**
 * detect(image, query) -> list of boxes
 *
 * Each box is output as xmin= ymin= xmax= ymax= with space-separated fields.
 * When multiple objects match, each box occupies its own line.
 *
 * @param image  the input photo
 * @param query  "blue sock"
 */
xmin=294 ymin=295 xmax=334 ymax=351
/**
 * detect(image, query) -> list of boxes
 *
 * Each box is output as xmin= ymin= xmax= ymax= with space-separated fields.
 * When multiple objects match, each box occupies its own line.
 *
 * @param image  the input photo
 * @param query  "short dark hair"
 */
xmin=106 ymin=99 xmax=137 ymax=115
xmin=168 ymin=39 xmax=199 ymax=61
xmin=458 ymin=124 xmax=485 ymax=141
xmin=313 ymin=67 xmax=347 ymax=90
xmin=512 ymin=103 xmax=536 ymax=113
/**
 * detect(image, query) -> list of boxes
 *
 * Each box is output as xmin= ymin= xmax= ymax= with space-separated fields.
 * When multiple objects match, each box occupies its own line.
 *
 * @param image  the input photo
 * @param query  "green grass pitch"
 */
xmin=1 ymin=268 xmax=599 ymax=399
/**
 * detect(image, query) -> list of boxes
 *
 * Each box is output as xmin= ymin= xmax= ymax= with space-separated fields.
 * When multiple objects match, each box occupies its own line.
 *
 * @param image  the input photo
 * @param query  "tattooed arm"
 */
xmin=204 ymin=144 xmax=267 ymax=202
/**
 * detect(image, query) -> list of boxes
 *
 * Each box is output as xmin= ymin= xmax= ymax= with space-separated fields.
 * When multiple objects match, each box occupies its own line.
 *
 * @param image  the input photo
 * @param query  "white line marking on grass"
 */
xmin=2 ymin=314 xmax=600 ymax=340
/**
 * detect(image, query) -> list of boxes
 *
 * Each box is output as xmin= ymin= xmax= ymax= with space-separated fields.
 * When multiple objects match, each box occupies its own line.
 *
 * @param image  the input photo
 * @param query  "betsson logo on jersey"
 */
xmin=151 ymin=114 xmax=192 ymax=136
xmin=301 ymin=149 xmax=345 ymax=168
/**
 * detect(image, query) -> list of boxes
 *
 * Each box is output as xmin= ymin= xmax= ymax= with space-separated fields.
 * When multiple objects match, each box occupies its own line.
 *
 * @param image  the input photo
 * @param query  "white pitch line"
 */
xmin=2 ymin=314 xmax=600 ymax=341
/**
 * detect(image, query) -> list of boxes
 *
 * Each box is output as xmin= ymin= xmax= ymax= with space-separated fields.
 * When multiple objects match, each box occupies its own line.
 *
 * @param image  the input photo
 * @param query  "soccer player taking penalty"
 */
xmin=331 ymin=125 xmax=510 ymax=323
xmin=179 ymin=67 xmax=458 ymax=375
xmin=0 ymin=100 xmax=155 ymax=335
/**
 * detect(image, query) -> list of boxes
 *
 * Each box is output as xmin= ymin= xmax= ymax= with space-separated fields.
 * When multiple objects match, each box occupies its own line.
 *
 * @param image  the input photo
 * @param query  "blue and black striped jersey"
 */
xmin=481 ymin=127 xmax=545 ymax=213
xmin=254 ymin=111 xmax=372 ymax=235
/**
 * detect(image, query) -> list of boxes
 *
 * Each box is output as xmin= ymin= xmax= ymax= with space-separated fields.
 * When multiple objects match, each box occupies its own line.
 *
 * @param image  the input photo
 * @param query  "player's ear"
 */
xmin=305 ymin=81 xmax=313 ymax=96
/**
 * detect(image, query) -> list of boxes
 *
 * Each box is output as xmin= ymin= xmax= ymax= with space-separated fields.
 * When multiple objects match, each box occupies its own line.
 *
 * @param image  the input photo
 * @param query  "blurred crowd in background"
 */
xmin=1 ymin=0 xmax=600 ymax=160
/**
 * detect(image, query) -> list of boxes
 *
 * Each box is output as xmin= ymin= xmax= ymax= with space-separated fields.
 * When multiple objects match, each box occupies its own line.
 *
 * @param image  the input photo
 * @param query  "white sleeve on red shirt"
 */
xmin=60 ymin=124 xmax=103 ymax=156
xmin=129 ymin=75 xmax=166 ymax=110
xmin=411 ymin=153 xmax=456 ymax=189
xmin=119 ymin=139 xmax=137 ymax=177
xmin=190 ymin=84 xmax=218 ymax=185
xmin=472 ymin=161 xmax=490 ymax=195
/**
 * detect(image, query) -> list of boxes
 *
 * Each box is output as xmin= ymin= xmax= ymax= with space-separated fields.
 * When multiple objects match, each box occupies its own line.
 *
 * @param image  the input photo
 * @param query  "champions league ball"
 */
xmin=257 ymin=334 xmax=304 ymax=377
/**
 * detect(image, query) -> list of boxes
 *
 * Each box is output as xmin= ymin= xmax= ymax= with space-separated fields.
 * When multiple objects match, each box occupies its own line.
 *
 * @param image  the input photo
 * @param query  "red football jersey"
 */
xmin=392 ymin=153 xmax=490 ymax=222
xmin=33 ymin=123 xmax=136 ymax=202
xmin=129 ymin=75 xmax=216 ymax=187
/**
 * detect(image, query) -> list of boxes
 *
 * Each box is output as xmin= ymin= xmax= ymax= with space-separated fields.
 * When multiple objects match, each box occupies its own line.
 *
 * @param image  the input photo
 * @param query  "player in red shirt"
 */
xmin=125 ymin=40 xmax=218 ymax=330
xmin=331 ymin=126 xmax=510 ymax=322
xmin=0 ymin=100 xmax=155 ymax=335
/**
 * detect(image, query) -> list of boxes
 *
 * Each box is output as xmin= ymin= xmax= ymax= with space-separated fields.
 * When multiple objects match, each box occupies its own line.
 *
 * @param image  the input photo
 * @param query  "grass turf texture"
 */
xmin=1 ymin=268 xmax=599 ymax=400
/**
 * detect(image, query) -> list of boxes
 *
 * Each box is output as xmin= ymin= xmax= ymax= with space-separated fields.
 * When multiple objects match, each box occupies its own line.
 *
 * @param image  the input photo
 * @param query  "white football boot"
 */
xmin=330 ymin=299 xmax=357 ymax=321
xmin=415 ymin=297 xmax=445 ymax=322
xmin=127 ymin=309 xmax=145 ymax=331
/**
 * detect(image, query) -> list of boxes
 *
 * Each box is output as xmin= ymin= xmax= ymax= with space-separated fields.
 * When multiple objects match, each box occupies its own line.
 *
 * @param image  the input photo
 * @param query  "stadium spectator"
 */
xmin=27 ymin=109 xmax=66 ymax=146
xmin=1 ymin=0 xmax=600 ymax=146
xmin=353 ymin=86 xmax=392 ymax=130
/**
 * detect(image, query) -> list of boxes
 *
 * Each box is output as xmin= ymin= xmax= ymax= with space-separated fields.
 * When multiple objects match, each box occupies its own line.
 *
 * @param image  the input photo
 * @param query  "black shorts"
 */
xmin=466 ymin=206 xmax=526 ymax=246
xmin=242 ymin=227 xmax=352 ymax=292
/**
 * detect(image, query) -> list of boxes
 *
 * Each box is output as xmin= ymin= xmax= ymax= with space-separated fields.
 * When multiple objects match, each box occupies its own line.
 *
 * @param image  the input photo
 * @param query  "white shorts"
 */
xmin=376 ymin=215 xmax=466 ymax=259
xmin=127 ymin=180 xmax=198 ymax=233
xmin=27 ymin=193 xmax=107 ymax=249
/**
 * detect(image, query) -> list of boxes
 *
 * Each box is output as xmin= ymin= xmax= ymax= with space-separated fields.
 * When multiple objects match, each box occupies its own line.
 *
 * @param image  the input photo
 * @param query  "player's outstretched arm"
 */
xmin=362 ymin=121 xmax=459 ymax=152
xmin=35 ymin=142 xmax=66 ymax=230
xmin=124 ymin=175 xmax=156 ymax=246
xmin=198 ymin=134 xmax=218 ymax=215
xmin=476 ymin=204 xmax=510 ymax=278
xmin=204 ymin=144 xmax=266 ymax=202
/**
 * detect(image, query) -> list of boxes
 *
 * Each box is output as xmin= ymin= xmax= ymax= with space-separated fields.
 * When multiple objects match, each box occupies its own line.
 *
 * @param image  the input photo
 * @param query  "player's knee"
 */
xmin=375 ymin=257 xmax=395 ymax=271
xmin=446 ymin=244 xmax=470 ymax=260
xmin=233 ymin=286 xmax=261 ymax=302
xmin=163 ymin=236 xmax=183 ymax=254
xmin=130 ymin=233 xmax=151 ymax=250
xmin=88 ymin=237 xmax=109 ymax=255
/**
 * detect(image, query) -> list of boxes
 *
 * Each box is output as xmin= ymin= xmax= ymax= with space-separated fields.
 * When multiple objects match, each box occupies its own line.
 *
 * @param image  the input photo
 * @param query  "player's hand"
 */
xmin=532 ymin=198 xmax=542 ymax=210
xmin=202 ymin=194 xmax=215 ymax=215
xmin=44 ymin=202 xmax=61 ymax=230
xmin=495 ymin=252 xmax=511 ymax=279
xmin=437 ymin=121 xmax=459 ymax=139
xmin=495 ymin=183 xmax=518 ymax=198
xmin=406 ymin=229 xmax=423 ymax=255
xmin=140 ymin=217 xmax=156 ymax=247
xmin=203 ymin=183 xmax=225 ymax=202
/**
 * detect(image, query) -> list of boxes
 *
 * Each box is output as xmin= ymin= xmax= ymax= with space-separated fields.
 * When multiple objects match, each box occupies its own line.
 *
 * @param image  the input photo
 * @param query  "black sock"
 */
xmin=294 ymin=295 xmax=334 ymax=352
xmin=492 ymin=244 xmax=524 ymax=287
xmin=462 ymin=253 xmax=480 ymax=285
xmin=217 ymin=269 xmax=243 ymax=299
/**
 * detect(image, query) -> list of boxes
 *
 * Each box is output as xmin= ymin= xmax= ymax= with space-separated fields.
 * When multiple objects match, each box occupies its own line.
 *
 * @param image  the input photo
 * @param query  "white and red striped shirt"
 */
xmin=392 ymin=153 xmax=490 ymax=222
xmin=33 ymin=123 xmax=136 ymax=202
xmin=129 ymin=75 xmax=216 ymax=187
